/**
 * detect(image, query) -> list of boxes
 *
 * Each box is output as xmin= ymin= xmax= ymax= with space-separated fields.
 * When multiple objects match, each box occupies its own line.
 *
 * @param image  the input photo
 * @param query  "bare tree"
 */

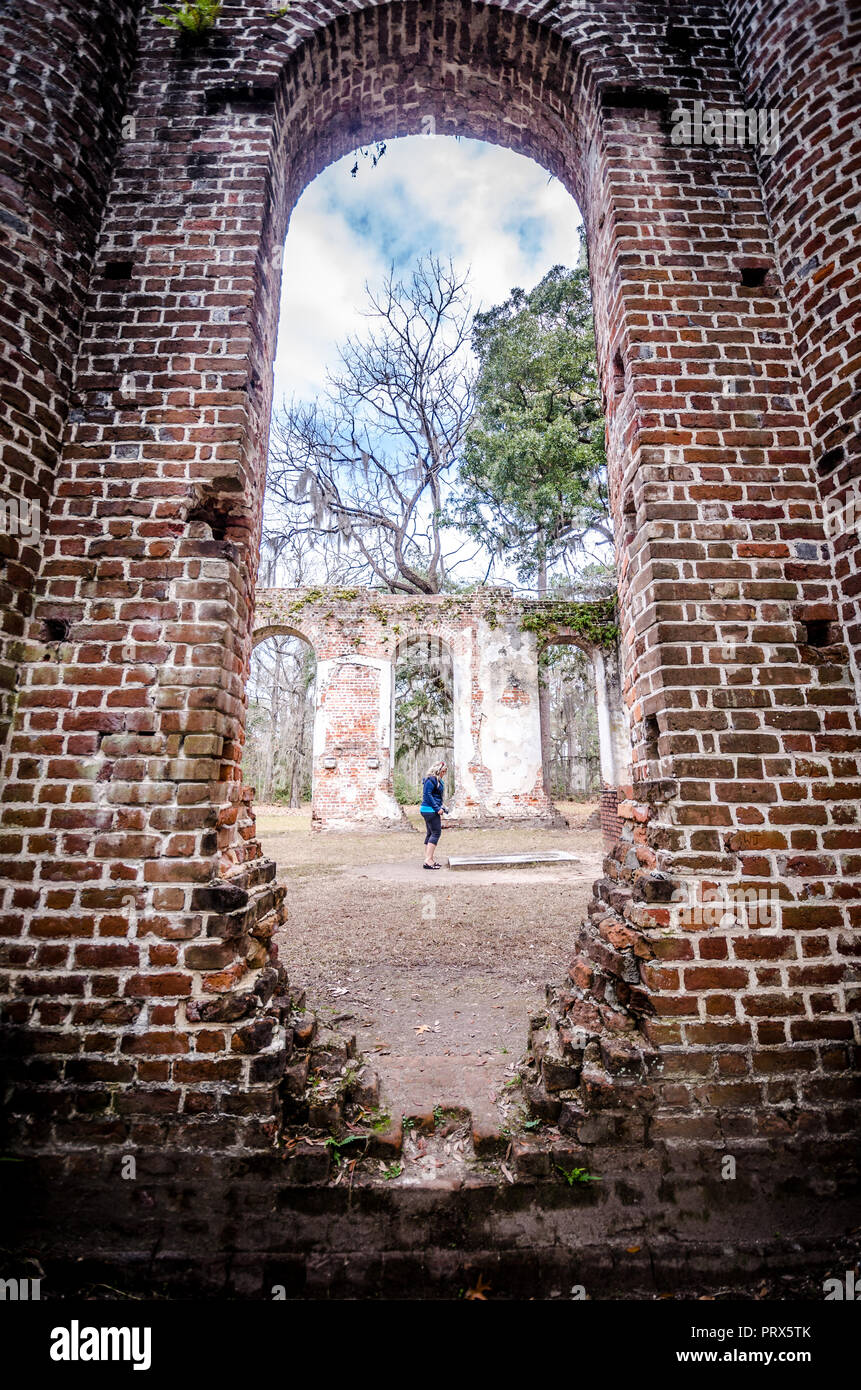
xmin=257 ymin=525 xmax=358 ymax=590
xmin=244 ymin=627 xmax=315 ymax=806
xmin=266 ymin=256 xmax=480 ymax=594
xmin=245 ymin=534 xmax=322 ymax=804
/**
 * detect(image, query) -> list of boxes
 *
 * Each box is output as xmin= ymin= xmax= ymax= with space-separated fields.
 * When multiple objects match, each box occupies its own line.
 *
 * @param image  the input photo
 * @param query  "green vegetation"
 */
xmin=324 ymin=1134 xmax=364 ymax=1166
xmin=156 ymin=0 xmax=221 ymax=38
xmin=393 ymin=771 xmax=422 ymax=805
xmin=394 ymin=637 xmax=453 ymax=794
xmin=456 ymin=250 xmax=610 ymax=588
xmin=520 ymin=594 xmax=619 ymax=651
xmin=555 ymin=1164 xmax=602 ymax=1185
xmin=288 ymin=587 xmax=359 ymax=613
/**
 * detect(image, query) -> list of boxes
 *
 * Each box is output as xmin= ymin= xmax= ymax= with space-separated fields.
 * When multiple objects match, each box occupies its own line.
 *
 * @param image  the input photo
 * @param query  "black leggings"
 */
xmin=422 ymin=811 xmax=442 ymax=845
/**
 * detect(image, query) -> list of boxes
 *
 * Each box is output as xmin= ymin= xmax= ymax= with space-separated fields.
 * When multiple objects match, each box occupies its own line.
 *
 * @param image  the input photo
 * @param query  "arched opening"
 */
xmin=240 ymin=4 xmax=619 ymax=855
xmin=544 ymin=644 xmax=601 ymax=803
xmin=392 ymin=635 xmax=455 ymax=807
xmin=238 ymin=0 xmax=604 ymax=616
xmin=244 ymin=630 xmax=317 ymax=808
xmin=539 ymin=632 xmax=629 ymax=849
xmin=244 ymin=52 xmax=611 ymax=1123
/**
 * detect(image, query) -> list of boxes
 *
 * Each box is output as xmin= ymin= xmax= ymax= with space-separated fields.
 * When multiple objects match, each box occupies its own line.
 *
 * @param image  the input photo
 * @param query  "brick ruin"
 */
xmin=251 ymin=586 xmax=626 ymax=833
xmin=0 ymin=0 xmax=859 ymax=1291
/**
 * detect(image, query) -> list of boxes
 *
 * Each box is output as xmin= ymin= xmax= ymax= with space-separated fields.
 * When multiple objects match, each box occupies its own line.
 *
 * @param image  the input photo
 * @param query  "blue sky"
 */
xmin=272 ymin=135 xmax=583 ymax=405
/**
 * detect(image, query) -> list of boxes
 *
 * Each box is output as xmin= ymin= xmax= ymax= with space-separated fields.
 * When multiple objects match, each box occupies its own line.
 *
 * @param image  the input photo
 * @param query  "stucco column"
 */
xmin=450 ymin=638 xmax=475 ymax=814
xmin=449 ymin=621 xmax=558 ymax=823
xmin=311 ymin=655 xmax=406 ymax=831
xmin=592 ymin=644 xmax=630 ymax=847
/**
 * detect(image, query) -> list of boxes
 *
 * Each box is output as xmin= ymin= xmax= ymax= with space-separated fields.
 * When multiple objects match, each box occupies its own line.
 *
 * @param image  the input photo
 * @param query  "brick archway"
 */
xmin=0 ymin=0 xmax=857 ymax=1190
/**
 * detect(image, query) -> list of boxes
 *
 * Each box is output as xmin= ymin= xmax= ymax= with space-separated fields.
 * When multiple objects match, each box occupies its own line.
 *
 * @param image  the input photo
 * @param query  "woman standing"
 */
xmin=420 ymin=760 xmax=449 ymax=869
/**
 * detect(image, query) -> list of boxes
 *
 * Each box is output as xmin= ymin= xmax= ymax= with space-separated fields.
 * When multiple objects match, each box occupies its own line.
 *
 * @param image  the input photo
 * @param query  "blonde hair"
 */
xmin=426 ymin=760 xmax=446 ymax=780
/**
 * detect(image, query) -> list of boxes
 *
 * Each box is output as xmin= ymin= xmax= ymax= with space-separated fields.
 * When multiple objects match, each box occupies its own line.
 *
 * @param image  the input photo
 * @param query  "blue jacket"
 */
xmin=420 ymin=776 xmax=444 ymax=813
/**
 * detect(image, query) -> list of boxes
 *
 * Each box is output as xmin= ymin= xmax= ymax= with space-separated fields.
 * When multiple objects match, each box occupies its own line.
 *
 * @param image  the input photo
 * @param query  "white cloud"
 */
xmin=272 ymin=136 xmax=582 ymax=407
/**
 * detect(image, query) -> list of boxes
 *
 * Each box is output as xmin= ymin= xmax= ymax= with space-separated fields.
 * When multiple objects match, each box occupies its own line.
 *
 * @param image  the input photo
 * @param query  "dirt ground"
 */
xmin=259 ymin=800 xmax=603 ymax=1126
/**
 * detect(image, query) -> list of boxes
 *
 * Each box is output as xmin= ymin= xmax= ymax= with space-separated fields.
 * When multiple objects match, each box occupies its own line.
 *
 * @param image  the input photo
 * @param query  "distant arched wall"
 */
xmin=251 ymin=588 xmax=565 ymax=828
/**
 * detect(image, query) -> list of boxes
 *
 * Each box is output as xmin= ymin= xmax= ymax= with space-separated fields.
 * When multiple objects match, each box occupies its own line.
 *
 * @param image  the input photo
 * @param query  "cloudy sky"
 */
xmin=272 ymin=135 xmax=583 ymax=406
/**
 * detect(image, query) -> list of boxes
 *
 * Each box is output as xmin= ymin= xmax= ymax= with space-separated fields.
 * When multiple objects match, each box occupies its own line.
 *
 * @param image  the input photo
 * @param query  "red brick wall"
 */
xmin=312 ymin=658 xmax=394 ymax=826
xmin=0 ymin=0 xmax=857 ymax=1158
xmin=570 ymin=2 xmax=859 ymax=1150
xmin=0 ymin=0 xmax=140 ymax=748
xmin=600 ymin=784 xmax=622 ymax=850
xmin=726 ymin=0 xmax=861 ymax=691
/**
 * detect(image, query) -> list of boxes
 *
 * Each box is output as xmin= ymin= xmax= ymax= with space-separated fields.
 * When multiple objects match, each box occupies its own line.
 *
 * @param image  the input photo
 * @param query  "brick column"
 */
xmin=526 ymin=50 xmax=859 ymax=1158
xmin=0 ymin=5 xmax=293 ymax=1150
xmin=726 ymin=0 xmax=861 ymax=695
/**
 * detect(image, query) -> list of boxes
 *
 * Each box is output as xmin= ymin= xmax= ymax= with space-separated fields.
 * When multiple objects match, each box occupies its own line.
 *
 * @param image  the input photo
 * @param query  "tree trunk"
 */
xmin=537 ymin=546 xmax=552 ymax=795
xmin=289 ymin=702 xmax=304 ymax=807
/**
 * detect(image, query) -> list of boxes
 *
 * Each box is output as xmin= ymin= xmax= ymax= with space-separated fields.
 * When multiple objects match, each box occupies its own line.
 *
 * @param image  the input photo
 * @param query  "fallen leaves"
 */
xmin=464 ymin=1274 xmax=492 ymax=1301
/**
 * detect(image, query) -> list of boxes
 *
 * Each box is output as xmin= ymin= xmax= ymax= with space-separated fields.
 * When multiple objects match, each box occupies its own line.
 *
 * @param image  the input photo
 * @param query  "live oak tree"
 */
xmin=456 ymin=258 xmax=610 ymax=591
xmin=266 ymin=256 xmax=478 ymax=595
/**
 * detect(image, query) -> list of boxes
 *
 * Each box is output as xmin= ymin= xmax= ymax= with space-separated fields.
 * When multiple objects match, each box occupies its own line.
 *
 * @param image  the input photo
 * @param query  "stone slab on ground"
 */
xmin=448 ymin=850 xmax=581 ymax=869
xmin=342 ymin=857 xmax=600 ymax=885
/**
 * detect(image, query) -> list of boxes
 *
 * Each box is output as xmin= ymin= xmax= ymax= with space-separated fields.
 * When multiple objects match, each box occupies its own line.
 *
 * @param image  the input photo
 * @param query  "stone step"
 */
xmin=372 ymin=1054 xmax=508 ymax=1162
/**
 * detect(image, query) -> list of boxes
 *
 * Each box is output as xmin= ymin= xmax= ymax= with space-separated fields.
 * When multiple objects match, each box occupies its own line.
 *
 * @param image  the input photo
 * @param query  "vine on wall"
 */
xmin=519 ymin=596 xmax=619 ymax=650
